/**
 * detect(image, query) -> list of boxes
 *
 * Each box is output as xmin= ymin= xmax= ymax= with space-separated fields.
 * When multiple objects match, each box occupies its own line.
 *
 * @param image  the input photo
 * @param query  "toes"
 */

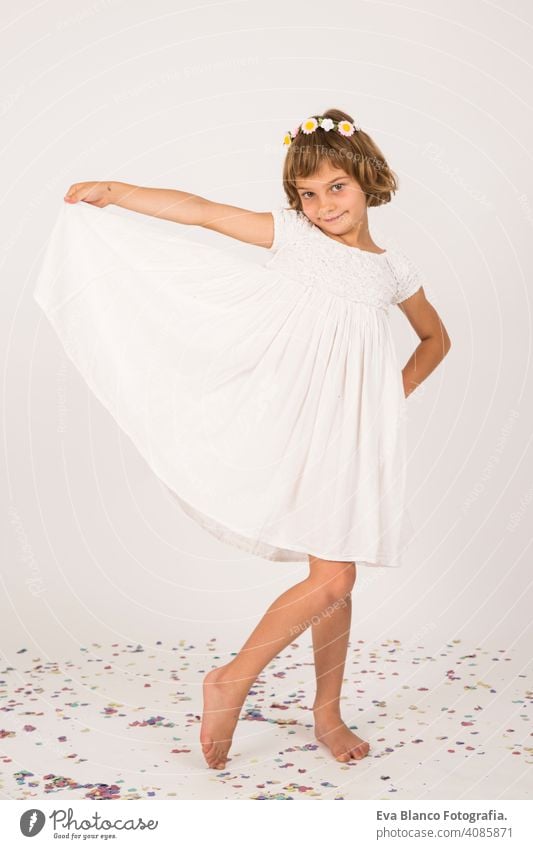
xmin=335 ymin=752 xmax=351 ymax=763
xmin=201 ymin=740 xmax=222 ymax=768
xmin=201 ymin=743 xmax=214 ymax=762
xmin=212 ymin=747 xmax=227 ymax=768
xmin=213 ymin=752 xmax=230 ymax=769
xmin=202 ymin=740 xmax=230 ymax=769
xmin=207 ymin=755 xmax=226 ymax=769
xmin=350 ymin=743 xmax=369 ymax=759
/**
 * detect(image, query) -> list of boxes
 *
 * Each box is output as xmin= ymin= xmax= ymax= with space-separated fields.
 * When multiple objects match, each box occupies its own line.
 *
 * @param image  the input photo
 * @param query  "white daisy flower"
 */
xmin=337 ymin=120 xmax=355 ymax=137
xmin=301 ymin=117 xmax=318 ymax=134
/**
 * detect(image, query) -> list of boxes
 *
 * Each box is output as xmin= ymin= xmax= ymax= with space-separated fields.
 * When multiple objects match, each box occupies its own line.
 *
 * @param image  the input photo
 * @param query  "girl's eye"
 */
xmin=301 ymin=183 xmax=345 ymax=199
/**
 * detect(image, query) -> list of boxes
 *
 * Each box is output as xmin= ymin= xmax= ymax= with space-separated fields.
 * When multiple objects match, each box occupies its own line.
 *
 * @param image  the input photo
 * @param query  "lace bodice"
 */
xmin=264 ymin=206 xmax=422 ymax=311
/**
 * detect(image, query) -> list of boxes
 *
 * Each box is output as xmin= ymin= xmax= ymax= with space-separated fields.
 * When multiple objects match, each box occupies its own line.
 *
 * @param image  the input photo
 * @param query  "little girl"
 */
xmin=35 ymin=107 xmax=451 ymax=770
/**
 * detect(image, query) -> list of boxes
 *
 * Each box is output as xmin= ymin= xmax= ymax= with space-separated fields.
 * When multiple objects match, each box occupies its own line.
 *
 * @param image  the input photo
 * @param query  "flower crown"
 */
xmin=283 ymin=115 xmax=361 ymax=147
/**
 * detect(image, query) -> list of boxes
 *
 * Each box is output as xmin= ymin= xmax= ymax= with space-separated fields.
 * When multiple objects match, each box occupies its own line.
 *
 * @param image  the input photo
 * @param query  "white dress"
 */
xmin=33 ymin=202 xmax=422 ymax=567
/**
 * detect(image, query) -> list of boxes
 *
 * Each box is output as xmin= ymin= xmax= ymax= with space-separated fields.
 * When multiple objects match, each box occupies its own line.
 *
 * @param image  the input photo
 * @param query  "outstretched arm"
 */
xmin=63 ymin=181 xmax=274 ymax=248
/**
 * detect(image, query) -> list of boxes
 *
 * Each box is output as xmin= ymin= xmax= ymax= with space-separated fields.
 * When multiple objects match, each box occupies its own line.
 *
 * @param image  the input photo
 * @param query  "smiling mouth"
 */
xmin=323 ymin=212 xmax=345 ymax=223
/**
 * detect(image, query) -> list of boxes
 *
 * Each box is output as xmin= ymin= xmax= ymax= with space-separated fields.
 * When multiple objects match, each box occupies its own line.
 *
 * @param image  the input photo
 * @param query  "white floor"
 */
xmin=1 ymin=636 xmax=530 ymax=800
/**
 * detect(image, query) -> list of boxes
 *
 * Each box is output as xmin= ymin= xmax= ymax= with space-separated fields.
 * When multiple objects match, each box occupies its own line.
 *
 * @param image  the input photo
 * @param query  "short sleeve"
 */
xmin=389 ymin=249 xmax=423 ymax=304
xmin=269 ymin=206 xmax=313 ymax=252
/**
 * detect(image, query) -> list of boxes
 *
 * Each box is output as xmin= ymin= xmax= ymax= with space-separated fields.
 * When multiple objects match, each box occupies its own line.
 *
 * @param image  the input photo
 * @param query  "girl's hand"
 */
xmin=63 ymin=181 xmax=114 ymax=206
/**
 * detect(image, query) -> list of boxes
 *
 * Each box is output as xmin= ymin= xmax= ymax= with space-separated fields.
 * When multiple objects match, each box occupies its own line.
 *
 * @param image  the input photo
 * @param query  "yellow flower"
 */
xmin=337 ymin=120 xmax=355 ymax=137
xmin=301 ymin=117 xmax=318 ymax=134
xmin=283 ymin=133 xmax=292 ymax=146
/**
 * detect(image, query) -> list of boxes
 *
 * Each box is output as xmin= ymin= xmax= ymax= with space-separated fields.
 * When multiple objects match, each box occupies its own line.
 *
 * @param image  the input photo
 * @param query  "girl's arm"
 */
xmin=396 ymin=288 xmax=452 ymax=398
xmin=63 ymin=181 xmax=274 ymax=248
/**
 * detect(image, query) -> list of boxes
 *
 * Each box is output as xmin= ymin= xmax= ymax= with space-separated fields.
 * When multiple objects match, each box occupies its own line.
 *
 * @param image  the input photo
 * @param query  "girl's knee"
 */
xmin=308 ymin=557 xmax=356 ymax=601
xmin=330 ymin=563 xmax=356 ymax=599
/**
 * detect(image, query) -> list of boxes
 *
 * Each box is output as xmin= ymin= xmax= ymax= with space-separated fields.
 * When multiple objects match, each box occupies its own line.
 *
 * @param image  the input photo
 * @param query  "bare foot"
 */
xmin=200 ymin=664 xmax=250 ymax=770
xmin=314 ymin=710 xmax=370 ymax=763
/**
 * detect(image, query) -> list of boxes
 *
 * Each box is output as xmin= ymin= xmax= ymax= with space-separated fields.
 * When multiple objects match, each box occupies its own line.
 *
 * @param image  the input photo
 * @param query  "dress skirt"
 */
xmin=33 ymin=202 xmax=414 ymax=567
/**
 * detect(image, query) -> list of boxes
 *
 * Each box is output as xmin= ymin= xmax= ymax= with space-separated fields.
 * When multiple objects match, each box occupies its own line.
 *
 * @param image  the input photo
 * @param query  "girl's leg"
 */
xmin=200 ymin=555 xmax=357 ymax=769
xmin=310 ymin=559 xmax=370 ymax=761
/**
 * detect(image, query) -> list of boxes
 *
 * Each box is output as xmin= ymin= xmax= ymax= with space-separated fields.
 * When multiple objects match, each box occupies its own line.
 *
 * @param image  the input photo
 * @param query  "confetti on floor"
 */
xmin=0 ymin=638 xmax=530 ymax=800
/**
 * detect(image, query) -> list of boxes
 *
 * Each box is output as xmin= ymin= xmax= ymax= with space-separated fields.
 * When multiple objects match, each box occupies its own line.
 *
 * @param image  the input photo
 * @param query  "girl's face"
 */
xmin=294 ymin=160 xmax=367 ymax=234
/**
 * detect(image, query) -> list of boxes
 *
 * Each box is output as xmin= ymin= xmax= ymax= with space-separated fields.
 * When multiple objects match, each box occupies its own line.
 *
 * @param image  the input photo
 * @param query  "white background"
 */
xmin=3 ymin=0 xmax=532 ymax=668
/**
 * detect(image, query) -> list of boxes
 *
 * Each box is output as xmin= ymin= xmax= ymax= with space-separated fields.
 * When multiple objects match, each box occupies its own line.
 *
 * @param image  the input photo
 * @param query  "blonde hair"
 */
xmin=282 ymin=108 xmax=398 ymax=210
